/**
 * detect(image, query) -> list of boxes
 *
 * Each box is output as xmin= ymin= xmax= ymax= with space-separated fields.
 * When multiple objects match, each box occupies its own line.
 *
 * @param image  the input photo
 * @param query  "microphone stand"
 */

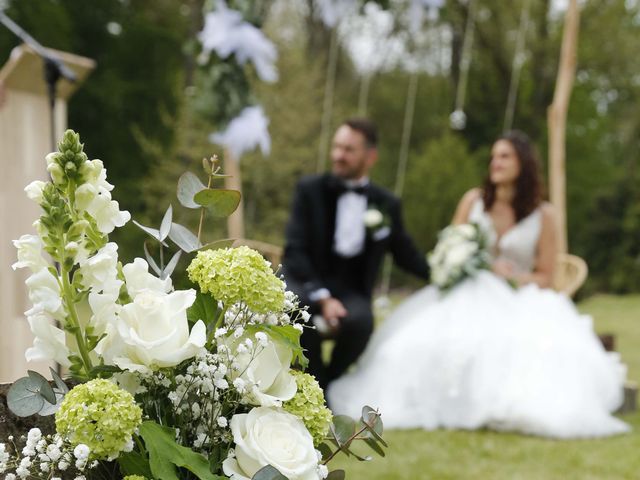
xmin=0 ymin=10 xmax=76 ymax=151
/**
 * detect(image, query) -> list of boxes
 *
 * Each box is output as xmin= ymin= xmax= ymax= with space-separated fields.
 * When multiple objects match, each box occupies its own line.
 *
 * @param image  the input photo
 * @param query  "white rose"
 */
xmin=24 ymin=180 xmax=47 ymax=204
xmin=455 ymin=224 xmax=476 ymax=239
xmin=79 ymin=243 xmax=120 ymax=291
xmin=25 ymin=312 xmax=70 ymax=367
xmin=123 ymin=258 xmax=172 ymax=297
xmin=445 ymin=241 xmax=478 ymax=269
xmin=25 ymin=269 xmax=65 ymax=319
xmin=222 ymin=407 xmax=319 ymax=480
xmin=231 ymin=337 xmax=297 ymax=406
xmin=363 ymin=209 xmax=383 ymax=228
xmin=12 ymin=234 xmax=48 ymax=273
xmin=109 ymin=289 xmax=206 ymax=372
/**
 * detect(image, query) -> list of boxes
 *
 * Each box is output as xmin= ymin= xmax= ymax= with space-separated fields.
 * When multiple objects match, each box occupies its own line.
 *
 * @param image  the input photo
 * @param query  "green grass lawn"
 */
xmin=329 ymin=294 xmax=640 ymax=479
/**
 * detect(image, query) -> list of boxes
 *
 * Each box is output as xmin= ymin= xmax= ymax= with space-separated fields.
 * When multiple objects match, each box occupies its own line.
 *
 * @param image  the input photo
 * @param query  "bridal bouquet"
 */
xmin=0 ymin=131 xmax=386 ymax=480
xmin=428 ymin=223 xmax=491 ymax=291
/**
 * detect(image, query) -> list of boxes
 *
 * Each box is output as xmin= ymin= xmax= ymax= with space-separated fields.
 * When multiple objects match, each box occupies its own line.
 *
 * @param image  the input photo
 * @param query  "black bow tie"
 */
xmin=329 ymin=177 xmax=368 ymax=196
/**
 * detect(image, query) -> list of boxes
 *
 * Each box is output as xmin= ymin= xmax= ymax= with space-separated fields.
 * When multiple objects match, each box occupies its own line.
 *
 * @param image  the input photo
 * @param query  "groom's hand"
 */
xmin=318 ymin=297 xmax=347 ymax=331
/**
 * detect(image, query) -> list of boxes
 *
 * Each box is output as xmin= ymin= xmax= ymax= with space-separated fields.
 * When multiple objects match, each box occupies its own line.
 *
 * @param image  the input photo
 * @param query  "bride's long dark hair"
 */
xmin=482 ymin=130 xmax=544 ymax=222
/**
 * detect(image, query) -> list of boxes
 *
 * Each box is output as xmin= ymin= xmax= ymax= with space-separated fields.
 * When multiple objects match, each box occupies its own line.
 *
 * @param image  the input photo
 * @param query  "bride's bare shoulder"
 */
xmin=452 ymin=188 xmax=483 ymax=224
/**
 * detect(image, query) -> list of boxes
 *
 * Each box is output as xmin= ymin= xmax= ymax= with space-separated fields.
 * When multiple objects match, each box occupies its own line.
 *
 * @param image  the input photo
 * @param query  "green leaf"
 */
xmin=248 ymin=324 xmax=308 ymax=369
xmin=193 ymin=189 xmax=241 ymax=218
xmin=133 ymin=220 xmax=168 ymax=246
xmin=317 ymin=442 xmax=333 ymax=462
xmin=169 ymin=222 xmax=202 ymax=253
xmin=252 ymin=465 xmax=289 ymax=480
xmin=160 ymin=205 xmax=173 ymax=242
xmin=7 ymin=376 xmax=45 ymax=417
xmin=144 ymin=241 xmax=162 ymax=276
xmin=198 ymin=238 xmax=236 ymax=251
xmin=187 ymin=291 xmax=220 ymax=326
xmin=27 ymin=370 xmax=56 ymax=404
xmin=177 ymin=172 xmax=206 ymax=209
xmin=139 ymin=421 xmax=225 ymax=480
xmin=326 ymin=470 xmax=346 ymax=480
xmin=331 ymin=416 xmax=356 ymax=448
xmin=118 ymin=450 xmax=153 ymax=479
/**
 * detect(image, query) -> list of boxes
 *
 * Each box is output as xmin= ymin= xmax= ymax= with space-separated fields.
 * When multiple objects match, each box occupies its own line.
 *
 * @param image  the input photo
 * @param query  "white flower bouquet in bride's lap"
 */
xmin=428 ymin=223 xmax=491 ymax=291
xmin=1 ymin=131 xmax=387 ymax=480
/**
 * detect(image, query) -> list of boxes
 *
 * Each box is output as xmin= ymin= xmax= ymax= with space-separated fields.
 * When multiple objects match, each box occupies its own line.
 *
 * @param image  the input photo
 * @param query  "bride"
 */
xmin=327 ymin=130 xmax=630 ymax=438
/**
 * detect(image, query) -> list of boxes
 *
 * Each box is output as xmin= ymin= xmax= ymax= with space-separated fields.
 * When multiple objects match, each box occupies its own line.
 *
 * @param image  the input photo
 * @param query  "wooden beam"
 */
xmin=547 ymin=0 xmax=580 ymax=254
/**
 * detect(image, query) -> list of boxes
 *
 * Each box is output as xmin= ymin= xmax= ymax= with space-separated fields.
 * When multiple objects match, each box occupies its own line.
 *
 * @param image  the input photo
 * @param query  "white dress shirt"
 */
xmin=333 ymin=178 xmax=369 ymax=258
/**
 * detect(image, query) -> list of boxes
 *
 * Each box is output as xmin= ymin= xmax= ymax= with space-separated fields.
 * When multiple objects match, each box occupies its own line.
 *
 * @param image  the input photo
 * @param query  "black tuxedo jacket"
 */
xmin=283 ymin=173 xmax=430 ymax=301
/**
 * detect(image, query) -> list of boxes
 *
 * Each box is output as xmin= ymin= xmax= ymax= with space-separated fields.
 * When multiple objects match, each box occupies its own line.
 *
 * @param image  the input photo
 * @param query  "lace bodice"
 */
xmin=468 ymin=197 xmax=542 ymax=274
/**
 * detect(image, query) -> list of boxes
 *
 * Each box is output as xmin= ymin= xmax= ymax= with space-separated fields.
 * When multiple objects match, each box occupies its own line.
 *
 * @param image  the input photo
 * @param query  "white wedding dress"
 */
xmin=327 ymin=199 xmax=630 ymax=438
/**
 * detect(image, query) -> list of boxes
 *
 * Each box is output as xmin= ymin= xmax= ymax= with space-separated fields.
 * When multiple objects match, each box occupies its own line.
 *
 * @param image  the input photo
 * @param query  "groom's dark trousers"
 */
xmin=282 ymin=173 xmax=430 ymax=391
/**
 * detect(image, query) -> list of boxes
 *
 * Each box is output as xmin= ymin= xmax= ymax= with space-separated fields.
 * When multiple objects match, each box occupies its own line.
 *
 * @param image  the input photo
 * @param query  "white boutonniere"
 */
xmin=364 ymin=208 xmax=391 ymax=241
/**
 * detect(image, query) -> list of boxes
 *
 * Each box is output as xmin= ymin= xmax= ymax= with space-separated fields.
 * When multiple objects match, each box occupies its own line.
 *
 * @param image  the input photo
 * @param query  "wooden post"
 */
xmin=547 ymin=0 xmax=580 ymax=254
xmin=0 ymin=44 xmax=94 ymax=382
xmin=224 ymin=148 xmax=245 ymax=239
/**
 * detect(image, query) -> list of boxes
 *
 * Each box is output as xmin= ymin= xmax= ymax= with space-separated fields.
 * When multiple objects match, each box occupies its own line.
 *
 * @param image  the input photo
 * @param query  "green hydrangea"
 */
xmin=187 ymin=246 xmax=285 ymax=313
xmin=283 ymin=371 xmax=333 ymax=445
xmin=55 ymin=379 xmax=142 ymax=460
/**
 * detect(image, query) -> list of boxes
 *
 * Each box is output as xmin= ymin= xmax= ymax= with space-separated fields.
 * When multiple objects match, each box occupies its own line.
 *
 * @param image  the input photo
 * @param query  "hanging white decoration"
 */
xmin=449 ymin=109 xmax=467 ymax=130
xmin=313 ymin=0 xmax=359 ymax=28
xmin=408 ymin=0 xmax=446 ymax=32
xmin=198 ymin=0 xmax=278 ymax=83
xmin=209 ymin=106 xmax=271 ymax=160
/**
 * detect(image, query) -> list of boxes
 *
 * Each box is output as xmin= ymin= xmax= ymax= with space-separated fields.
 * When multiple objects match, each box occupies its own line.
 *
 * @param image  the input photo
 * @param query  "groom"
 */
xmin=282 ymin=118 xmax=430 ymax=391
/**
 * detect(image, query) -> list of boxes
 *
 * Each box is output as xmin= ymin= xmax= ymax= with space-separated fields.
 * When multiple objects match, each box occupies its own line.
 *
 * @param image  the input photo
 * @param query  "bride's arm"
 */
xmin=451 ymin=188 xmax=482 ymax=225
xmin=513 ymin=203 xmax=558 ymax=288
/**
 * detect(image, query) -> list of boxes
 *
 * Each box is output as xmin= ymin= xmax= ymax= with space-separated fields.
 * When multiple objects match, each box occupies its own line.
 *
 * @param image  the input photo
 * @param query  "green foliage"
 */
xmin=137 ymin=421 xmax=225 ymax=480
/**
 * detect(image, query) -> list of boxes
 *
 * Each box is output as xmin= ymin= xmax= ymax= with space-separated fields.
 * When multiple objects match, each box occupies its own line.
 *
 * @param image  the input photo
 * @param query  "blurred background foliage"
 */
xmin=1 ymin=0 xmax=639 ymax=295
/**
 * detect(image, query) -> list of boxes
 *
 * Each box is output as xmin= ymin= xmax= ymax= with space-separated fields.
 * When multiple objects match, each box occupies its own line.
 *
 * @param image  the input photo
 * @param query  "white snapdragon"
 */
xmin=79 ymin=242 xmax=120 ymax=292
xmin=24 ymin=269 xmax=64 ymax=319
xmin=12 ymin=234 xmax=48 ymax=272
xmin=24 ymin=312 xmax=70 ymax=366
xmin=24 ymin=180 xmax=47 ymax=204
xmin=75 ymin=183 xmax=130 ymax=234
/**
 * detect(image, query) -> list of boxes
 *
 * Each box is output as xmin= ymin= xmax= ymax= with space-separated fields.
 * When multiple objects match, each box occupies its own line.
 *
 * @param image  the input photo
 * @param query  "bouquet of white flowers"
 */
xmin=0 ymin=131 xmax=386 ymax=480
xmin=427 ymin=223 xmax=491 ymax=291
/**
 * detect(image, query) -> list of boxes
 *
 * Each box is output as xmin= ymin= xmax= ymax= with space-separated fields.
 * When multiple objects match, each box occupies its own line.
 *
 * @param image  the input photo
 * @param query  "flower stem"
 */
xmin=197 ymin=174 xmax=214 ymax=244
xmin=61 ymin=267 xmax=94 ymax=376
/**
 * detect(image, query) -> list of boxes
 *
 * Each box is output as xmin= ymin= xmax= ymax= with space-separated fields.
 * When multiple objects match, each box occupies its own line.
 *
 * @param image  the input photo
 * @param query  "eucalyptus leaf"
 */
xmin=27 ymin=370 xmax=56 ymax=404
xmin=363 ymin=438 xmax=386 ymax=457
xmin=326 ymin=470 xmax=346 ymax=480
xmin=159 ymin=205 xmax=173 ymax=241
xmin=251 ymin=465 xmax=289 ymax=480
xmin=317 ymin=443 xmax=333 ymax=462
xmin=178 ymin=172 xmax=206 ymax=209
xmin=7 ymin=376 xmax=45 ymax=417
xmin=162 ymin=250 xmax=182 ymax=279
xmin=193 ymin=189 xmax=241 ymax=218
xmin=169 ymin=222 xmax=202 ymax=253
xmin=38 ymin=391 xmax=65 ymax=416
xmin=133 ymin=220 xmax=161 ymax=242
xmin=331 ymin=416 xmax=356 ymax=447
xmin=49 ymin=367 xmax=69 ymax=393
xmin=144 ymin=241 xmax=162 ymax=276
